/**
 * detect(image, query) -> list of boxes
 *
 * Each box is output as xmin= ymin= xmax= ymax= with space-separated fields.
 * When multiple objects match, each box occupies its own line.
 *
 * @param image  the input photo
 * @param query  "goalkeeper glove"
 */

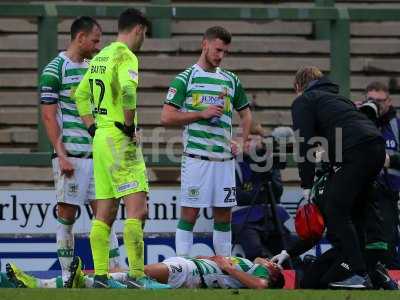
xmin=87 ymin=124 xmax=96 ymax=138
xmin=114 ymin=122 xmax=136 ymax=138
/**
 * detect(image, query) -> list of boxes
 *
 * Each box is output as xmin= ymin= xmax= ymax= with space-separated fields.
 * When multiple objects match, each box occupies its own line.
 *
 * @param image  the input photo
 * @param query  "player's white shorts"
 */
xmin=180 ymin=155 xmax=236 ymax=208
xmin=52 ymin=157 xmax=95 ymax=205
xmin=162 ymin=257 xmax=201 ymax=288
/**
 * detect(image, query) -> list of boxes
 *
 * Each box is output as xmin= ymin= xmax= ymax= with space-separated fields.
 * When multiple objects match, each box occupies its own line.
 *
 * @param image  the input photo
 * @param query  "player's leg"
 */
xmin=90 ymin=199 xmax=119 ymax=278
xmin=212 ymin=159 xmax=236 ymax=256
xmin=122 ymin=192 xmax=170 ymax=289
xmin=52 ymin=157 xmax=80 ymax=284
xmin=213 ymin=207 xmax=232 ymax=256
xmin=105 ymin=131 xmax=166 ymax=288
xmin=177 ymin=156 xmax=212 ymax=256
xmin=90 ymin=201 xmax=122 ymax=272
xmin=123 ymin=191 xmax=147 ymax=279
xmin=5 ymin=263 xmax=65 ymax=288
xmin=90 ymin=129 xmax=127 ymax=288
xmin=176 ymin=207 xmax=200 ymax=256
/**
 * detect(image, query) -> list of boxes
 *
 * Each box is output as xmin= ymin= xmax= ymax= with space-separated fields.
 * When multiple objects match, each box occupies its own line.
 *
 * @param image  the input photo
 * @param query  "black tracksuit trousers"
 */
xmin=320 ymin=139 xmax=386 ymax=275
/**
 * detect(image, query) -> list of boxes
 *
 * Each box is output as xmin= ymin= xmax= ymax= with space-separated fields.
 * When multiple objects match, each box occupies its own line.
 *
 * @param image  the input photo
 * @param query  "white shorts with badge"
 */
xmin=52 ymin=157 xmax=95 ymax=205
xmin=180 ymin=155 xmax=236 ymax=208
xmin=162 ymin=257 xmax=201 ymax=288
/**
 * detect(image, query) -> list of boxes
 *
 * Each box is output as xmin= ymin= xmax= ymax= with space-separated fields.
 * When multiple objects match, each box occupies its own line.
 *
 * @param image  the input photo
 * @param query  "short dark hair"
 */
xmin=70 ymin=16 xmax=101 ymax=40
xmin=269 ymin=270 xmax=285 ymax=289
xmin=203 ymin=26 xmax=232 ymax=44
xmin=366 ymin=81 xmax=389 ymax=95
xmin=118 ymin=8 xmax=150 ymax=33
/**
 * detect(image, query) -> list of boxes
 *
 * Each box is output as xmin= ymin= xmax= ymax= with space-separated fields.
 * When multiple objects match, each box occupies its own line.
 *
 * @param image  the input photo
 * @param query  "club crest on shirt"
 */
xmin=188 ymin=186 xmax=200 ymax=198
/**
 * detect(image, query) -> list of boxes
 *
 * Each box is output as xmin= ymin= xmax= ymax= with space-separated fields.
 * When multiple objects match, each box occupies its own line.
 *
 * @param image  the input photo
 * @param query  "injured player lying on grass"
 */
xmin=4 ymin=255 xmax=284 ymax=289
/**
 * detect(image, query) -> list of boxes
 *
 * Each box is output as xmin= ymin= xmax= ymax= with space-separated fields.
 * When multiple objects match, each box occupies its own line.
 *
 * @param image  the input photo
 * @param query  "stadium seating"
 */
xmin=0 ymin=0 xmax=400 ymax=186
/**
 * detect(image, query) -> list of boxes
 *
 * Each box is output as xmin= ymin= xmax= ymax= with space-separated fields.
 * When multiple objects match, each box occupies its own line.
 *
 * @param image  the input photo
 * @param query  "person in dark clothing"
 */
xmin=365 ymin=81 xmax=400 ymax=268
xmin=290 ymin=66 xmax=386 ymax=289
xmin=272 ymin=168 xmax=399 ymax=290
xmin=232 ymin=123 xmax=296 ymax=261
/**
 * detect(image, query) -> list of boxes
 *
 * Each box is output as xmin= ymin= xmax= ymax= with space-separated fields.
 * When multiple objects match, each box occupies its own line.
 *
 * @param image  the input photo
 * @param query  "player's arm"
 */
xmin=211 ymin=256 xmax=267 ymax=289
xmin=40 ymin=69 xmax=74 ymax=177
xmin=75 ymin=71 xmax=96 ymax=134
xmin=237 ymin=107 xmax=252 ymax=150
xmin=115 ymin=54 xmax=140 ymax=138
xmin=161 ymin=79 xmax=223 ymax=126
xmin=233 ymin=78 xmax=252 ymax=150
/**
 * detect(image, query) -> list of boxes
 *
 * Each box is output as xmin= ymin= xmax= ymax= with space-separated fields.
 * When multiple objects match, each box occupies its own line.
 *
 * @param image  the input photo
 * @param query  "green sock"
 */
xmin=124 ymin=218 xmax=145 ymax=278
xmin=90 ymin=219 xmax=111 ymax=276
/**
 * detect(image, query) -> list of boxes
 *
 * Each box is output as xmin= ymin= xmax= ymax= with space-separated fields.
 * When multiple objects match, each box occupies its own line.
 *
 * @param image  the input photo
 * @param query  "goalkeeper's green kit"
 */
xmin=75 ymin=41 xmax=148 ymax=199
xmin=75 ymin=41 xmax=147 ymax=279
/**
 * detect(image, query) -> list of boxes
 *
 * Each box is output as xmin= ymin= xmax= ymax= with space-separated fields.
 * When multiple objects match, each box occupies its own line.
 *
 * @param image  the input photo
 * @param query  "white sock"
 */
xmin=176 ymin=219 xmax=194 ymax=256
xmin=175 ymin=229 xmax=193 ymax=256
xmin=109 ymin=225 xmax=121 ymax=270
xmin=213 ymin=229 xmax=232 ymax=256
xmin=56 ymin=218 xmax=74 ymax=282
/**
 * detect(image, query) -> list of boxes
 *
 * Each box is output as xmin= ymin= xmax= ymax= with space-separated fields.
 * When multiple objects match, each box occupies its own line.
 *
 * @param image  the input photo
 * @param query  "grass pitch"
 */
xmin=1 ymin=289 xmax=400 ymax=300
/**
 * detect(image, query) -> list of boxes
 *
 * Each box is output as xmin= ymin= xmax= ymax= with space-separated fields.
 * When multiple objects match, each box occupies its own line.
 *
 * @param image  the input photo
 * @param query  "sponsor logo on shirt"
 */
xmin=117 ymin=181 xmax=139 ymax=193
xmin=166 ymin=87 xmax=177 ymax=101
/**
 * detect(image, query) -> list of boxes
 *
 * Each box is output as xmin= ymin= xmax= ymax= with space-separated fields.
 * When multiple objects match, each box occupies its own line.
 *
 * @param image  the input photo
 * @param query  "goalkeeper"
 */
xmin=75 ymin=8 xmax=164 ymax=289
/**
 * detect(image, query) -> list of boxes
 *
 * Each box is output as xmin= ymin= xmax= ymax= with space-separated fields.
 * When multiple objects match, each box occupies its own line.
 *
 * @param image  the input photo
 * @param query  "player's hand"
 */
xmin=231 ymin=140 xmax=241 ymax=156
xmin=200 ymin=105 xmax=224 ymax=120
xmin=87 ymin=123 xmax=96 ymax=138
xmin=114 ymin=122 xmax=137 ymax=142
xmin=211 ymin=256 xmax=235 ymax=272
xmin=271 ymin=250 xmax=289 ymax=266
xmin=59 ymin=156 xmax=74 ymax=178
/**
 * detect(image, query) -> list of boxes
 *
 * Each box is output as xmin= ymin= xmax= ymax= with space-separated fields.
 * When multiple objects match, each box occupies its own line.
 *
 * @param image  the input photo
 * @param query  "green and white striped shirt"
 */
xmin=40 ymin=52 xmax=92 ymax=158
xmin=165 ymin=64 xmax=249 ymax=159
xmin=189 ymin=256 xmax=269 ymax=288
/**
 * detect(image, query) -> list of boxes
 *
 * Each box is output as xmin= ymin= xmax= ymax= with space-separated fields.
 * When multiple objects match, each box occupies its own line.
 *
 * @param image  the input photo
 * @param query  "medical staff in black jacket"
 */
xmin=291 ymin=66 xmax=386 ymax=289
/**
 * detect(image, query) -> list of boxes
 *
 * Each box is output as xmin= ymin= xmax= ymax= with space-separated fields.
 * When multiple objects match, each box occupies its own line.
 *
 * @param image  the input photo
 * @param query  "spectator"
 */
xmin=232 ymin=123 xmax=296 ymax=262
xmin=291 ymin=66 xmax=386 ymax=289
xmin=365 ymin=81 xmax=400 ymax=268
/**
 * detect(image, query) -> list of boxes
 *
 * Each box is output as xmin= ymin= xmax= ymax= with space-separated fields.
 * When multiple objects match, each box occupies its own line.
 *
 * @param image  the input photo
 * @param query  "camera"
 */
xmin=358 ymin=98 xmax=381 ymax=124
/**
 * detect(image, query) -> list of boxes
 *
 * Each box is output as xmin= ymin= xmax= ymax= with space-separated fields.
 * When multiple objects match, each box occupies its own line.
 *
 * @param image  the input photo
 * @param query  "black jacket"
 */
xmin=291 ymin=77 xmax=382 ymax=188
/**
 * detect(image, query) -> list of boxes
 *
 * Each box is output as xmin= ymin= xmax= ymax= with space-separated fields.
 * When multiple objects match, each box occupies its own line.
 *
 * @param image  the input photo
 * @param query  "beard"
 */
xmin=204 ymin=48 xmax=221 ymax=68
